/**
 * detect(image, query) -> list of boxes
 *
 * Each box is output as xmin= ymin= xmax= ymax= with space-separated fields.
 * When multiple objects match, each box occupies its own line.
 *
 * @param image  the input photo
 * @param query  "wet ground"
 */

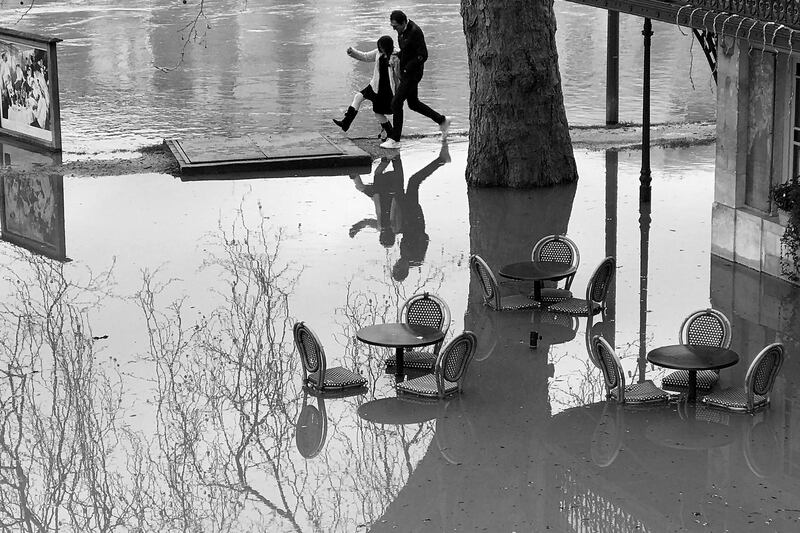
xmin=0 ymin=137 xmax=797 ymax=531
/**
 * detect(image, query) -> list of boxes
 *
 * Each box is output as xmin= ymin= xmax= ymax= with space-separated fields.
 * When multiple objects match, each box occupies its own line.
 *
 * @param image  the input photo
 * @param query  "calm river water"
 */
xmin=0 ymin=0 xmax=715 ymax=155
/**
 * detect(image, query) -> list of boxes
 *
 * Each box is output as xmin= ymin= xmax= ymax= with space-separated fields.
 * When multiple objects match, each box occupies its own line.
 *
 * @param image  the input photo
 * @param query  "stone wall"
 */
xmin=711 ymin=35 xmax=796 ymax=284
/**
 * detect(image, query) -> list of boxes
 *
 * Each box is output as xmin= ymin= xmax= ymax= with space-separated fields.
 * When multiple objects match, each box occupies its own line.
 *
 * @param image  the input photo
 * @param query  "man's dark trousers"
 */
xmin=390 ymin=76 xmax=444 ymax=141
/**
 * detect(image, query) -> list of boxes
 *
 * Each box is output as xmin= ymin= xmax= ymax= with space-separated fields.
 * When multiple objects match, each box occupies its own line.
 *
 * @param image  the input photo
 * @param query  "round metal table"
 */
xmin=498 ymin=260 xmax=577 ymax=302
xmin=356 ymin=323 xmax=444 ymax=379
xmin=647 ymin=344 xmax=739 ymax=402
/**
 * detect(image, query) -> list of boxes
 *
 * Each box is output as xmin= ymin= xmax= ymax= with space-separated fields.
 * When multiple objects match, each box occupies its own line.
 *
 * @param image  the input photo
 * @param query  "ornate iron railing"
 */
xmin=687 ymin=0 xmax=800 ymax=28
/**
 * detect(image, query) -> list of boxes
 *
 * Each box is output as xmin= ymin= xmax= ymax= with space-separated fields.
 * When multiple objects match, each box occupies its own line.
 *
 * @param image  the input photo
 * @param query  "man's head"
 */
xmin=390 ymin=10 xmax=408 ymax=33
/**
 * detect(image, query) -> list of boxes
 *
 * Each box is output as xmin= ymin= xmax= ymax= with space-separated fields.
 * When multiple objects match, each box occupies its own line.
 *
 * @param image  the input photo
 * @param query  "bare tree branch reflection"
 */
xmin=0 ymin=248 xmax=122 ymax=532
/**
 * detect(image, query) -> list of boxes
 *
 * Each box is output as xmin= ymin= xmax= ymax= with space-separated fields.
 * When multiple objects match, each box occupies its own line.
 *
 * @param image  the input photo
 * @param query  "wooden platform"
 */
xmin=164 ymin=132 xmax=372 ymax=180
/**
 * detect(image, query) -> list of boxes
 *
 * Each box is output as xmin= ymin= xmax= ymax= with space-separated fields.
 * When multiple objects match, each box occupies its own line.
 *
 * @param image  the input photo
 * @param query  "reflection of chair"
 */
xmin=661 ymin=308 xmax=731 ymax=393
xmin=590 ymin=402 xmax=624 ymax=467
xmin=532 ymin=310 xmax=579 ymax=345
xmin=546 ymin=257 xmax=615 ymax=317
xmin=396 ymin=331 xmax=477 ymax=399
xmin=470 ymin=255 xmax=539 ymax=311
xmin=295 ymin=393 xmax=327 ymax=458
xmin=585 ymin=318 xmax=614 ymax=369
xmin=434 ymin=397 xmax=477 ymax=464
xmin=702 ymin=343 xmax=784 ymax=413
xmin=744 ymin=411 xmax=781 ymax=478
xmin=293 ymin=322 xmax=367 ymax=393
xmin=592 ymin=336 xmax=669 ymax=405
xmin=529 ymin=234 xmax=580 ymax=303
xmin=385 ymin=292 xmax=451 ymax=371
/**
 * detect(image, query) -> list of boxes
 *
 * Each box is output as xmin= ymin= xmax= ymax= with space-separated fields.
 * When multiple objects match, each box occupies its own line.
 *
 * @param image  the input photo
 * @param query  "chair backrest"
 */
xmin=585 ymin=256 xmax=615 ymax=311
xmin=469 ymin=255 xmax=499 ymax=309
xmin=531 ymin=234 xmax=580 ymax=270
xmin=293 ymin=322 xmax=327 ymax=385
xmin=402 ymin=290 xmax=451 ymax=333
xmin=592 ymin=335 xmax=626 ymax=403
xmin=744 ymin=343 xmax=784 ymax=410
xmin=679 ymin=308 xmax=732 ymax=348
xmin=435 ymin=331 xmax=478 ymax=397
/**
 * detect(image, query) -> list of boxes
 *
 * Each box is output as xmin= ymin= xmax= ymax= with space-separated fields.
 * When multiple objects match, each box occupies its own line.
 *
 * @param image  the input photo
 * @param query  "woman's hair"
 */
xmin=377 ymin=35 xmax=394 ymax=55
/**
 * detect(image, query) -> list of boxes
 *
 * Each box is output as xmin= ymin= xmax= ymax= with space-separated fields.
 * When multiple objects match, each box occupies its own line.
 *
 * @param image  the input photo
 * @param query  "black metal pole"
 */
xmin=640 ymin=18 xmax=653 ymax=202
xmin=638 ymin=198 xmax=651 ymax=383
xmin=606 ymin=12 xmax=619 ymax=125
xmin=605 ymin=150 xmax=618 ymax=345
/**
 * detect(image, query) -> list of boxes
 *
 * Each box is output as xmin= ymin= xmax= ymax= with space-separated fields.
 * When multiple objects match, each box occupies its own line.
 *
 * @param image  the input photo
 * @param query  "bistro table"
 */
xmin=646 ymin=344 xmax=739 ymax=402
xmin=498 ymin=260 xmax=578 ymax=302
xmin=356 ymin=323 xmax=444 ymax=379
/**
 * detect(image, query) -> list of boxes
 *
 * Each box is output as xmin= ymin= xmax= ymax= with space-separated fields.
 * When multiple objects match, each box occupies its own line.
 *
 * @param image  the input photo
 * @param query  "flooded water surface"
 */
xmin=0 ymin=1 xmax=797 ymax=532
xmin=1 ymin=138 xmax=799 ymax=531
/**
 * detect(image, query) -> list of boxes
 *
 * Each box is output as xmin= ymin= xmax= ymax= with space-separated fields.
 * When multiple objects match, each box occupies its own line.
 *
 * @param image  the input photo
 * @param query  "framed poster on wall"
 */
xmin=0 ymin=27 xmax=61 ymax=151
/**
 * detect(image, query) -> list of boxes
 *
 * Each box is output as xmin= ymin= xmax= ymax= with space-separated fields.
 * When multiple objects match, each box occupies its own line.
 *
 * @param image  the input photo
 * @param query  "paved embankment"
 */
xmin=5 ymin=121 xmax=716 ymax=177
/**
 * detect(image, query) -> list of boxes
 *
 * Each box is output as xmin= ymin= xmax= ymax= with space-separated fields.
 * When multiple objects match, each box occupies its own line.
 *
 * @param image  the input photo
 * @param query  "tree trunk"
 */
xmin=461 ymin=0 xmax=578 ymax=187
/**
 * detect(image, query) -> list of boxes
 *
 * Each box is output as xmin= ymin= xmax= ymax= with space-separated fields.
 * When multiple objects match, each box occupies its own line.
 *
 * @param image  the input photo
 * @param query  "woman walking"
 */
xmin=333 ymin=35 xmax=399 ymax=140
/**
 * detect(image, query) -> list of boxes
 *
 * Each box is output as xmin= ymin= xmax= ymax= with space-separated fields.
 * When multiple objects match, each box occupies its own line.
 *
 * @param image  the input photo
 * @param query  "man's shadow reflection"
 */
xmin=350 ymin=142 xmax=450 ymax=281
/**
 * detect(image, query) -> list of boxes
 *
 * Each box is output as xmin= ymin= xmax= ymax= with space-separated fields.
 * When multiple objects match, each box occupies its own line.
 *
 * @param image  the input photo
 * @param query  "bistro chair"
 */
xmin=546 ymin=256 xmax=615 ymax=317
xmin=528 ymin=234 xmax=580 ymax=303
xmin=701 ymin=343 xmax=784 ymax=413
xmin=592 ymin=335 xmax=669 ymax=405
xmin=293 ymin=322 xmax=367 ymax=394
xmin=470 ymin=254 xmax=540 ymax=311
xmin=661 ymin=308 xmax=732 ymax=393
xmin=396 ymin=331 xmax=477 ymax=399
xmin=385 ymin=292 xmax=451 ymax=371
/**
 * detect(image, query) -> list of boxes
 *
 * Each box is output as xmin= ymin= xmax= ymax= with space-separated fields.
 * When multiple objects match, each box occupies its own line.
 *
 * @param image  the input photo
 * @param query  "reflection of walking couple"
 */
xmin=350 ymin=142 xmax=450 ymax=281
xmin=333 ymin=10 xmax=450 ymax=150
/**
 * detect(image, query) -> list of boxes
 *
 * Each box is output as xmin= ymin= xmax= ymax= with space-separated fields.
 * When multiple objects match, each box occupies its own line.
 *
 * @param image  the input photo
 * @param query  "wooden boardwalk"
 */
xmin=164 ymin=132 xmax=372 ymax=180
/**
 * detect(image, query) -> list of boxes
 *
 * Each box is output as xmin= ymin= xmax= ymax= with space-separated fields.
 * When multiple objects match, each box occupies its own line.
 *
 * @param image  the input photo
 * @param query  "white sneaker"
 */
xmin=380 ymin=138 xmax=401 ymax=149
xmin=439 ymin=117 xmax=451 ymax=137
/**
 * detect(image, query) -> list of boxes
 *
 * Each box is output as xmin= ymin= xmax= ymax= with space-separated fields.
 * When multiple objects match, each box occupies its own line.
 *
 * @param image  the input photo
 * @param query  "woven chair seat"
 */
xmin=491 ymin=293 xmax=542 ymax=311
xmin=546 ymin=298 xmax=596 ymax=316
xmin=692 ymin=404 xmax=731 ymax=425
xmin=535 ymin=287 xmax=573 ymax=302
xmin=307 ymin=366 xmax=366 ymax=390
xmin=385 ymin=350 xmax=436 ymax=370
xmin=610 ymin=380 xmax=669 ymax=404
xmin=397 ymin=373 xmax=458 ymax=398
xmin=702 ymin=387 xmax=768 ymax=412
xmin=661 ymin=369 xmax=719 ymax=391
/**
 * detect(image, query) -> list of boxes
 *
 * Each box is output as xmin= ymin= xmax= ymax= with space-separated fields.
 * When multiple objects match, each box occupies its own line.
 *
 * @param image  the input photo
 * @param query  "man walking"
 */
xmin=380 ymin=10 xmax=450 ymax=149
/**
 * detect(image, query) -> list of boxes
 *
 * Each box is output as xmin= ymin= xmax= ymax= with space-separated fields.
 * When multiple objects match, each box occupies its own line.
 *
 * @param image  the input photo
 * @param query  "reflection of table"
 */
xmin=357 ymin=397 xmax=439 ymax=425
xmin=356 ymin=323 xmax=444 ymax=379
xmin=498 ymin=260 xmax=577 ymax=302
xmin=645 ymin=417 xmax=734 ymax=450
xmin=647 ymin=345 xmax=739 ymax=402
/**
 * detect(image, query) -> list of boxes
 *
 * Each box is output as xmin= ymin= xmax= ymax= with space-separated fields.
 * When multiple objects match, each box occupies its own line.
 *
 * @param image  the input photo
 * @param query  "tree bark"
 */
xmin=461 ymin=0 xmax=578 ymax=187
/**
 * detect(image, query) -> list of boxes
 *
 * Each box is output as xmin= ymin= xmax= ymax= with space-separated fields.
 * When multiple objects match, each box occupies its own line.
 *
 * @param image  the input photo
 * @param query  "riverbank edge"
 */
xmin=9 ymin=121 xmax=716 ymax=178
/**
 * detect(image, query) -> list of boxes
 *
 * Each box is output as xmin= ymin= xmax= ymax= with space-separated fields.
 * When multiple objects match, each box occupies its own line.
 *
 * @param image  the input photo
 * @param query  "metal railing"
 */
xmin=687 ymin=0 xmax=800 ymax=28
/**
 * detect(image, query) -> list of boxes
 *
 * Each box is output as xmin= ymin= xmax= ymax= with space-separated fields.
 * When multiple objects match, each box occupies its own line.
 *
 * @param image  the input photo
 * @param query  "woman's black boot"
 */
xmin=333 ymin=106 xmax=358 ymax=131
